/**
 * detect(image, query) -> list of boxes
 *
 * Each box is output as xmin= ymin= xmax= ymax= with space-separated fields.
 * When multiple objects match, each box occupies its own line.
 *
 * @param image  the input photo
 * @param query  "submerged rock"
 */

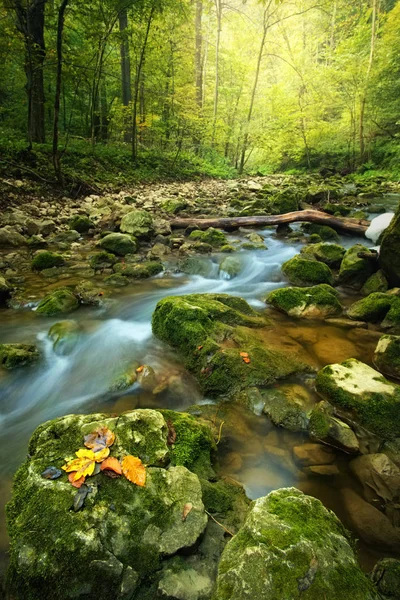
xmin=282 ymin=255 xmax=333 ymax=286
xmin=349 ymin=453 xmax=400 ymax=504
xmin=36 ymin=288 xmax=80 ymax=317
xmin=219 ymin=256 xmax=242 ymax=279
xmin=262 ymin=384 xmax=312 ymax=432
xmin=266 ymin=284 xmax=341 ymax=318
xmin=48 ymin=320 xmax=81 ymax=356
xmin=97 ymin=232 xmax=137 ymax=256
xmin=31 ymin=251 xmax=65 ymax=271
xmin=0 ymin=343 xmax=39 ymax=369
xmin=113 ymin=261 xmax=163 ymax=279
xmin=374 ymin=334 xmax=400 ymax=379
xmin=212 ymin=487 xmax=377 ymax=600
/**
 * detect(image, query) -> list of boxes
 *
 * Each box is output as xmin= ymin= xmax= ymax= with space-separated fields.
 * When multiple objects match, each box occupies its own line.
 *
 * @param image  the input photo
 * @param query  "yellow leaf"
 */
xmin=75 ymin=449 xmax=96 ymax=460
xmin=94 ymin=447 xmax=110 ymax=462
xmin=121 ymin=455 xmax=146 ymax=487
xmin=62 ymin=448 xmax=96 ymax=481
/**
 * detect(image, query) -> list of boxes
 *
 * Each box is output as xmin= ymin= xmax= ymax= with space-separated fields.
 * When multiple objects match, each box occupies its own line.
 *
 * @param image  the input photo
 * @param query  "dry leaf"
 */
xmin=197 ymin=345 xmax=203 ymax=350
xmin=182 ymin=502 xmax=193 ymax=521
xmin=121 ymin=455 xmax=146 ymax=487
xmin=240 ymin=352 xmax=249 ymax=358
xmin=84 ymin=426 xmax=115 ymax=452
xmin=167 ymin=420 xmax=177 ymax=445
xmin=94 ymin=447 xmax=110 ymax=462
xmin=136 ymin=365 xmax=144 ymax=373
xmin=68 ymin=472 xmax=86 ymax=488
xmin=100 ymin=457 xmax=122 ymax=475
xmin=41 ymin=466 xmax=62 ymax=480
xmin=62 ymin=448 xmax=96 ymax=482
xmin=242 ymin=357 xmax=251 ymax=364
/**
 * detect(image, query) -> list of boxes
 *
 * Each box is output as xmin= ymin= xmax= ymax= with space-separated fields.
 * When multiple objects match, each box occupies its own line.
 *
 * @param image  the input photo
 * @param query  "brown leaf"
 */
xmin=100 ymin=457 xmax=122 ymax=475
xmin=167 ymin=420 xmax=177 ymax=445
xmin=121 ymin=455 xmax=146 ymax=487
xmin=197 ymin=345 xmax=203 ymax=350
xmin=182 ymin=502 xmax=193 ymax=521
xmin=68 ymin=472 xmax=85 ymax=488
xmin=84 ymin=426 xmax=115 ymax=452
xmin=240 ymin=352 xmax=249 ymax=358
xmin=136 ymin=365 xmax=144 ymax=373
xmin=242 ymin=357 xmax=251 ymax=364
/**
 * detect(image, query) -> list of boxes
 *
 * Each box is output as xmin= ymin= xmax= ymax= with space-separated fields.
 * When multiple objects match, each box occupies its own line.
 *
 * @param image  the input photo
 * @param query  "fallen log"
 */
xmin=170 ymin=210 xmax=369 ymax=236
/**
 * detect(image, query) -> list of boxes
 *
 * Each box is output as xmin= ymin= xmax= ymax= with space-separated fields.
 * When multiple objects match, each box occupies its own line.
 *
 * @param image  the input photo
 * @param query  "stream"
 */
xmin=0 ymin=220 xmax=398 ymax=577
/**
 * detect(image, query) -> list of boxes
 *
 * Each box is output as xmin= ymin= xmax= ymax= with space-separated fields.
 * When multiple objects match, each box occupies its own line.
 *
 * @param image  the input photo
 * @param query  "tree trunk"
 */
xmin=211 ymin=0 xmax=222 ymax=145
xmin=53 ymin=0 xmax=69 ymax=184
xmin=359 ymin=0 xmax=378 ymax=163
xmin=119 ymin=8 xmax=132 ymax=143
xmin=195 ymin=0 xmax=203 ymax=108
xmin=169 ymin=210 xmax=369 ymax=236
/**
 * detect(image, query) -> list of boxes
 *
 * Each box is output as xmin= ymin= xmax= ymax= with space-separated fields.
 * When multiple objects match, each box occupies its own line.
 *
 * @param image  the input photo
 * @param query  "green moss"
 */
xmin=103 ymin=273 xmax=130 ymax=286
xmin=36 ymin=288 xmax=79 ymax=316
xmin=360 ymin=270 xmax=388 ymax=295
xmin=114 ymin=261 xmax=163 ymax=279
xmin=89 ymin=251 xmax=116 ymax=270
xmin=188 ymin=227 xmax=228 ymax=248
xmin=301 ymin=223 xmax=340 ymax=242
xmin=338 ymin=244 xmax=376 ymax=288
xmin=160 ymin=198 xmax=188 ymax=214
xmin=308 ymin=233 xmax=323 ymax=243
xmin=268 ymin=188 xmax=299 ymax=214
xmin=347 ymin=292 xmax=393 ymax=322
xmin=267 ymin=284 xmax=341 ymax=317
xmin=300 ymin=243 xmax=345 ymax=268
xmin=0 ymin=343 xmax=39 ymax=369
xmin=383 ymin=298 xmax=400 ymax=327
xmin=97 ymin=233 xmax=137 ymax=256
xmin=31 ymin=251 xmax=65 ymax=271
xmin=308 ymin=407 xmax=331 ymax=439
xmin=374 ymin=335 xmax=400 ymax=378
xmin=282 ymin=255 xmax=333 ymax=286
xmin=220 ymin=244 xmax=236 ymax=253
xmin=69 ymin=216 xmax=94 ymax=233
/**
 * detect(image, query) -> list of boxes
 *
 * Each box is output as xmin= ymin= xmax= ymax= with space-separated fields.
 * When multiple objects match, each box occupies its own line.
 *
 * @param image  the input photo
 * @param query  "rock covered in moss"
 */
xmin=48 ymin=320 xmax=80 ymax=356
xmin=361 ymin=270 xmax=388 ymax=295
xmin=0 ymin=343 xmax=40 ymax=369
xmin=371 ymin=558 xmax=400 ymax=598
xmin=347 ymin=292 xmax=400 ymax=326
xmin=75 ymin=281 xmax=107 ymax=306
xmin=262 ymin=383 xmax=312 ymax=432
xmin=6 ymin=409 xmax=214 ymax=600
xmin=31 ymin=251 xmax=65 ymax=271
xmin=0 ymin=226 xmax=27 ymax=247
xmin=308 ymin=401 xmax=359 ymax=453
xmin=0 ymin=275 xmax=11 ymax=306
xmin=212 ymin=487 xmax=377 ymax=600
xmin=219 ymin=256 xmax=242 ymax=279
xmin=113 ymin=261 xmax=163 ymax=279
xmin=36 ymin=288 xmax=80 ymax=316
xmin=180 ymin=256 xmax=216 ymax=277
xmin=152 ymin=293 xmax=309 ymax=397
xmin=282 ymin=255 xmax=333 ymax=286
xmin=301 ymin=223 xmax=340 ymax=242
xmin=315 ymin=359 xmax=400 ymax=440
xmin=98 ymin=232 xmax=137 ymax=256
xmin=267 ymin=284 xmax=341 ymax=318
xmin=120 ymin=209 xmax=153 ymax=238
xmin=161 ymin=198 xmax=188 ymax=214
xmin=268 ymin=188 xmax=299 ymax=214
xmin=89 ymin=251 xmax=116 ymax=270
xmin=188 ymin=228 xmax=228 ymax=248
xmin=374 ymin=335 xmax=400 ymax=379
xmin=380 ymin=204 xmax=400 ymax=287
xmin=300 ymin=242 xmax=345 ymax=268
xmin=338 ymin=244 xmax=377 ymax=289
xmin=69 ymin=215 xmax=94 ymax=233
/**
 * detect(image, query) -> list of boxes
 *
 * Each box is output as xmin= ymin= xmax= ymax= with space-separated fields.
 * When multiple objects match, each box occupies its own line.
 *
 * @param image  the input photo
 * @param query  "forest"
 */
xmin=1 ymin=0 xmax=400 ymax=185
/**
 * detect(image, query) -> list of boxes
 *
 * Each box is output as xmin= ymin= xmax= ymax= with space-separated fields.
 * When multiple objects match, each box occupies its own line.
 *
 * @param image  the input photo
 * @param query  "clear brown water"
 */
xmin=0 ymin=226 xmax=397 ymax=578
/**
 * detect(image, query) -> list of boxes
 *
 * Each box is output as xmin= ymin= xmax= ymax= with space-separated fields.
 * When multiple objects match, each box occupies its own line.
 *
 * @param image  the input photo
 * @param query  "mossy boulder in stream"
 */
xmin=152 ymin=293 xmax=309 ymax=397
xmin=380 ymin=203 xmax=400 ymax=287
xmin=6 ymin=409 xmax=214 ymax=600
xmin=0 ymin=343 xmax=40 ymax=369
xmin=282 ymin=255 xmax=333 ymax=286
xmin=48 ymin=320 xmax=81 ymax=356
xmin=300 ymin=242 xmax=345 ymax=268
xmin=301 ymin=223 xmax=340 ymax=242
xmin=212 ymin=487 xmax=377 ymax=600
xmin=113 ymin=261 xmax=163 ymax=279
xmin=374 ymin=335 xmax=400 ymax=379
xmin=69 ymin=216 xmax=94 ymax=233
xmin=347 ymin=292 xmax=400 ymax=327
xmin=188 ymin=228 xmax=228 ymax=248
xmin=97 ymin=232 xmax=137 ymax=256
xmin=267 ymin=284 xmax=341 ymax=318
xmin=36 ymin=288 xmax=80 ymax=317
xmin=315 ymin=359 xmax=400 ymax=440
xmin=338 ymin=244 xmax=377 ymax=289
xmin=120 ymin=209 xmax=153 ymax=238
xmin=361 ymin=270 xmax=388 ymax=296
xmin=31 ymin=251 xmax=65 ymax=271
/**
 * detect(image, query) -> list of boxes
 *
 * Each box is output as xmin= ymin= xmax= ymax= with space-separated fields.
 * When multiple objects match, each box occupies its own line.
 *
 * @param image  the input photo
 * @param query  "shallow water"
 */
xmin=0 ymin=224 xmax=396 ymax=575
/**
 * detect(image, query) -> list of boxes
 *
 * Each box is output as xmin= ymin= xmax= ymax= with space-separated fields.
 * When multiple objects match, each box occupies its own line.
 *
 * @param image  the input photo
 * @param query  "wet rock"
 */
xmin=301 ymin=223 xmax=340 ymax=242
xmin=0 ymin=343 xmax=40 ymax=369
xmin=69 ymin=216 xmax=94 ymax=233
xmin=108 ymin=366 xmax=138 ymax=393
xmin=89 ymin=251 xmax=116 ymax=271
xmin=267 ymin=284 xmax=341 ymax=318
xmin=380 ymin=204 xmax=400 ymax=286
xmin=120 ymin=209 xmax=153 ymax=238
xmin=161 ymin=198 xmax=188 ymax=214
xmin=137 ymin=365 xmax=158 ymax=392
xmin=245 ymin=232 xmax=265 ymax=245
xmin=51 ymin=230 xmax=80 ymax=247
xmin=188 ymin=228 xmax=228 ymax=248
xmin=147 ymin=242 xmax=171 ymax=259
xmin=48 ymin=320 xmax=81 ymax=356
xmin=338 ymin=244 xmax=376 ymax=289
xmin=308 ymin=401 xmax=359 ymax=453
xmin=292 ymin=443 xmax=336 ymax=466
xmin=371 ymin=558 xmax=400 ymax=598
xmin=0 ymin=275 xmax=12 ymax=306
xmin=262 ymin=383 xmax=312 ymax=432
xmin=324 ymin=317 xmax=367 ymax=329
xmin=349 ymin=454 xmax=400 ymax=503
xmin=36 ymin=288 xmax=80 ymax=317
xmin=28 ymin=234 xmax=48 ymax=249
xmin=282 ymin=255 xmax=334 ymax=286
xmin=300 ymin=242 xmax=346 ymax=268
xmin=315 ymin=359 xmax=400 ymax=440
xmin=220 ymin=244 xmax=236 ymax=253
xmin=268 ymin=187 xmax=299 ymax=214
xmin=31 ymin=251 xmax=65 ymax=271
xmin=341 ymin=488 xmax=400 ymax=551
xmin=347 ymin=292 xmax=398 ymax=324
xmin=98 ymin=233 xmax=137 ymax=256
xmin=113 ymin=261 xmax=163 ymax=279
xmin=0 ymin=226 xmax=27 ymax=247
xmin=212 ymin=487 xmax=377 ymax=600
xmin=153 ymin=217 xmax=172 ymax=236
xmin=361 ymin=270 xmax=388 ymax=296
xmin=276 ymin=223 xmax=292 ymax=236
xmin=219 ymin=256 xmax=242 ymax=280
xmin=305 ymin=465 xmax=340 ymax=476
xmin=180 ymin=257 xmax=215 ymax=278
xmin=75 ymin=281 xmax=107 ymax=306
xmin=374 ymin=335 xmax=400 ymax=379
xmin=6 ymin=409 xmax=211 ymax=600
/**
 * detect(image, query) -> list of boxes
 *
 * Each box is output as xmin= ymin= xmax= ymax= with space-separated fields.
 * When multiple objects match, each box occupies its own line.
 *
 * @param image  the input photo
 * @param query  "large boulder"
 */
xmin=36 ymin=288 xmax=80 ymax=317
xmin=380 ymin=204 xmax=400 ymax=286
xmin=152 ymin=293 xmax=309 ymax=397
xmin=338 ymin=244 xmax=376 ymax=289
xmin=97 ymin=233 xmax=137 ymax=256
xmin=347 ymin=292 xmax=400 ymax=327
xmin=6 ymin=409 xmax=215 ymax=600
xmin=374 ymin=334 xmax=400 ymax=379
xmin=120 ymin=210 xmax=153 ymax=238
xmin=266 ymin=284 xmax=341 ymax=318
xmin=0 ymin=343 xmax=40 ymax=369
xmin=315 ymin=359 xmax=400 ymax=440
xmin=0 ymin=275 xmax=12 ymax=306
xmin=188 ymin=228 xmax=228 ymax=248
xmin=300 ymin=242 xmax=346 ymax=268
xmin=0 ymin=226 xmax=27 ymax=247
xmin=212 ymin=487 xmax=377 ymax=600
xmin=282 ymin=255 xmax=333 ymax=286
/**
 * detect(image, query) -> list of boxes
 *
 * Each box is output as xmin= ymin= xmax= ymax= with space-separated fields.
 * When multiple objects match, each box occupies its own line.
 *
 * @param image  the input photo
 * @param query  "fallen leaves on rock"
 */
xmin=68 ymin=472 xmax=86 ymax=488
xmin=182 ymin=502 xmax=193 ymax=521
xmin=136 ymin=365 xmax=144 ymax=373
xmin=100 ymin=457 xmax=122 ymax=476
xmin=121 ymin=455 xmax=146 ymax=487
xmin=62 ymin=449 xmax=96 ymax=481
xmin=84 ymin=426 xmax=115 ymax=452
xmin=167 ymin=419 xmax=177 ymax=445
xmin=41 ymin=466 xmax=62 ymax=480
xmin=240 ymin=352 xmax=251 ymax=364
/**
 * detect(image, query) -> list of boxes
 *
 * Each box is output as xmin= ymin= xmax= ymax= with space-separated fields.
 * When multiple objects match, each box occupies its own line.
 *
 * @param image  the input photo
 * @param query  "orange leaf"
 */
xmin=100 ymin=457 xmax=122 ymax=475
xmin=84 ymin=426 xmax=115 ymax=452
xmin=94 ymin=447 xmax=110 ymax=462
xmin=68 ymin=472 xmax=86 ymax=488
xmin=197 ymin=345 xmax=203 ymax=350
xmin=242 ymin=357 xmax=251 ymax=364
xmin=136 ymin=365 xmax=144 ymax=373
xmin=240 ymin=352 xmax=249 ymax=358
xmin=121 ymin=455 xmax=146 ymax=487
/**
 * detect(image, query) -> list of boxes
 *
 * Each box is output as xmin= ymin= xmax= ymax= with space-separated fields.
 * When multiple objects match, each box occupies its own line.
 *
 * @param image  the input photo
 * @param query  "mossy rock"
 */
xmin=374 ymin=335 xmax=400 ymax=380
xmin=0 ymin=343 xmax=39 ymax=369
xmin=219 ymin=256 xmax=242 ymax=279
xmin=212 ymin=487 xmax=378 ymax=600
xmin=113 ymin=261 xmax=163 ymax=279
xmin=301 ymin=223 xmax=340 ymax=242
xmin=160 ymin=198 xmax=188 ymax=214
xmin=361 ymin=270 xmax=388 ymax=296
xmin=268 ymin=188 xmax=299 ymax=214
xmin=97 ymin=233 xmax=137 ymax=256
xmin=89 ymin=251 xmax=116 ymax=270
xmin=6 ymin=410 xmax=212 ymax=600
xmin=380 ymin=203 xmax=400 ymax=287
xmin=188 ymin=228 xmax=228 ymax=248
xmin=36 ymin=288 xmax=80 ymax=317
xmin=103 ymin=273 xmax=130 ymax=287
xmin=282 ymin=255 xmax=334 ymax=286
xmin=262 ymin=384 xmax=312 ymax=432
xmin=315 ymin=359 xmax=400 ymax=440
xmin=323 ymin=203 xmax=352 ymax=216
xmin=300 ymin=243 xmax=345 ymax=268
xmin=347 ymin=292 xmax=400 ymax=325
xmin=69 ymin=216 xmax=94 ymax=233
xmin=31 ymin=251 xmax=65 ymax=271
xmin=0 ymin=275 xmax=11 ymax=306
xmin=179 ymin=256 xmax=215 ymax=277
xmin=120 ymin=210 xmax=153 ymax=238
xmin=48 ymin=320 xmax=80 ymax=356
xmin=267 ymin=284 xmax=341 ymax=319
xmin=308 ymin=401 xmax=359 ymax=453
xmin=371 ymin=558 xmax=400 ymax=598
xmin=338 ymin=245 xmax=376 ymax=289
xmin=152 ymin=293 xmax=309 ymax=397
xmin=220 ymin=244 xmax=236 ymax=253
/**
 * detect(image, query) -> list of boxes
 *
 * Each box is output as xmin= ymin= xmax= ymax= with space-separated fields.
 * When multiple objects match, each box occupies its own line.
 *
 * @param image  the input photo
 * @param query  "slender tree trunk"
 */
xmin=359 ymin=0 xmax=378 ymax=163
xmin=211 ymin=0 xmax=222 ymax=145
xmin=195 ymin=0 xmax=203 ymax=108
xmin=53 ymin=0 xmax=69 ymax=184
xmin=119 ymin=7 xmax=132 ymax=143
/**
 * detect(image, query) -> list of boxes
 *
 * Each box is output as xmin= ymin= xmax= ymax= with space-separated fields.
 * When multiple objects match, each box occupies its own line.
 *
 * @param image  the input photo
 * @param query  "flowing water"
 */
xmin=0 ymin=224 xmax=396 ymax=577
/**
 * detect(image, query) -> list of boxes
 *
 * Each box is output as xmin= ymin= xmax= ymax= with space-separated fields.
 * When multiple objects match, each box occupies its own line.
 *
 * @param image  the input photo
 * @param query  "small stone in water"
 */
xmin=41 ymin=466 xmax=62 ymax=480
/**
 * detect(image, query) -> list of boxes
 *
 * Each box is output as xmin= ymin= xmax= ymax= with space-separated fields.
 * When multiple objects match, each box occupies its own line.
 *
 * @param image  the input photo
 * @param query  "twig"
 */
xmin=216 ymin=420 xmax=225 ymax=445
xmin=0 ymin=158 xmax=52 ymax=183
xmin=205 ymin=510 xmax=234 ymax=536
